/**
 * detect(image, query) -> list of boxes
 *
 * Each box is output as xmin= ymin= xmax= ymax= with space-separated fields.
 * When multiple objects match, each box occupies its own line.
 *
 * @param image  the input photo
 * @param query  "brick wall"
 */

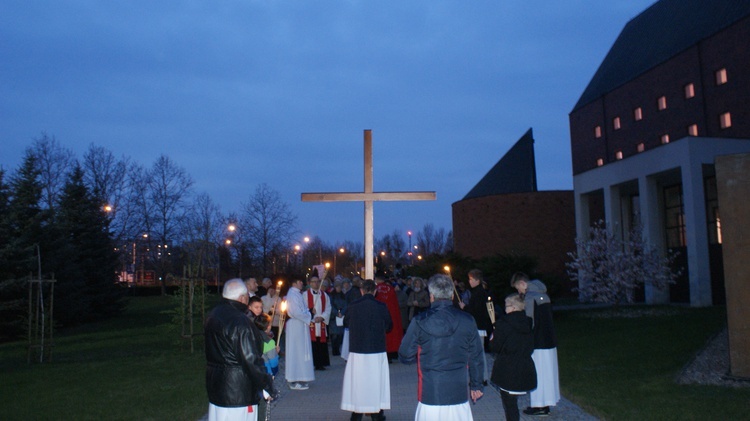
xmin=452 ymin=191 xmax=575 ymax=279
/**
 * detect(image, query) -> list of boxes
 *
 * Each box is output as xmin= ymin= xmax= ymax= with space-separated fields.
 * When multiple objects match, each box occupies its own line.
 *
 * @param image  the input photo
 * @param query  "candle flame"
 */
xmin=280 ymin=300 xmax=287 ymax=312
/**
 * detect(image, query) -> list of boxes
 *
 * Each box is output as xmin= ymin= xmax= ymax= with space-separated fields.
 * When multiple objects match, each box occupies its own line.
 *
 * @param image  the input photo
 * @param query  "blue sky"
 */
xmin=1 ymin=1 xmax=655 ymax=244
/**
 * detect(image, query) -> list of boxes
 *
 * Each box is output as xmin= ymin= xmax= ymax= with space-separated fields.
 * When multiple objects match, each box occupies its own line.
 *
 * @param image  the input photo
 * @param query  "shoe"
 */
xmin=288 ymin=382 xmax=309 ymax=390
xmin=369 ymin=410 xmax=386 ymax=421
xmin=350 ymin=413 xmax=364 ymax=421
xmin=523 ymin=406 xmax=550 ymax=416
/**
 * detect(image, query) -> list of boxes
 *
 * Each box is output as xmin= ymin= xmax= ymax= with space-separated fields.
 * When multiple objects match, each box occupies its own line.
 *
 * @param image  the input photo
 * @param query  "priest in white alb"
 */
xmin=284 ymin=278 xmax=315 ymax=390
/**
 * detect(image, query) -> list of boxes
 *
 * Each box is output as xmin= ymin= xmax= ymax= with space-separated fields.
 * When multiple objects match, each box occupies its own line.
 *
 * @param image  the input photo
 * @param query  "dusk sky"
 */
xmin=1 ymin=1 xmax=656 ymax=245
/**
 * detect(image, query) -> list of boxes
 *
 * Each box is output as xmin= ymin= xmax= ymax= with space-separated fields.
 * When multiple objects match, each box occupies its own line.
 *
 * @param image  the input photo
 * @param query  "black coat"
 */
xmin=345 ymin=294 xmax=392 ymax=354
xmin=489 ymin=311 xmax=537 ymax=392
xmin=464 ymin=284 xmax=494 ymax=332
xmin=204 ymin=299 xmax=275 ymax=407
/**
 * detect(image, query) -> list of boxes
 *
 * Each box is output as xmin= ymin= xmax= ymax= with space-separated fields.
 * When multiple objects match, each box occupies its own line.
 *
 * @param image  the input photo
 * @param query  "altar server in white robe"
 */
xmin=285 ymin=279 xmax=315 ymax=390
xmin=341 ymin=279 xmax=392 ymax=421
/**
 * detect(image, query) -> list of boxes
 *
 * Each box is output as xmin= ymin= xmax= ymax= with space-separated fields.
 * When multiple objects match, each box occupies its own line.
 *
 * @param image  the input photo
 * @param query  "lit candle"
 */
xmin=486 ymin=296 xmax=495 ymax=324
xmin=277 ymin=300 xmax=288 ymax=341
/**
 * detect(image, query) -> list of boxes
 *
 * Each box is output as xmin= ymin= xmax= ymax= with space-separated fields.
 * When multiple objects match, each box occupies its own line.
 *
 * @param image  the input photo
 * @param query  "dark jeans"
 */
xmin=500 ymin=390 xmax=520 ymax=421
xmin=330 ymin=333 xmax=343 ymax=356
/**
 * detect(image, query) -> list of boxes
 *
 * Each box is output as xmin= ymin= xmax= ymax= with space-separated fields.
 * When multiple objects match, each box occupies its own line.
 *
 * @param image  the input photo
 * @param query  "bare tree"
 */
xmin=180 ymin=193 xmax=223 ymax=279
xmin=146 ymin=155 xmax=194 ymax=293
xmin=416 ymin=223 xmax=447 ymax=256
xmin=29 ymin=132 xmax=74 ymax=211
xmin=240 ymin=183 xmax=297 ymax=276
xmin=81 ymin=144 xmax=134 ymax=243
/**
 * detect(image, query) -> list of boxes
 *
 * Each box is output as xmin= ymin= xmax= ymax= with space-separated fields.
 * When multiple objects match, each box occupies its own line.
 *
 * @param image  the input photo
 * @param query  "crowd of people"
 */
xmin=203 ymin=270 xmax=560 ymax=421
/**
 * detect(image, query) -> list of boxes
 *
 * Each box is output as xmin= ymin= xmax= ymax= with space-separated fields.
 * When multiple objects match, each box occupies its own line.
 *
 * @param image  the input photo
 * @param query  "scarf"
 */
xmin=307 ymin=289 xmax=327 ymax=342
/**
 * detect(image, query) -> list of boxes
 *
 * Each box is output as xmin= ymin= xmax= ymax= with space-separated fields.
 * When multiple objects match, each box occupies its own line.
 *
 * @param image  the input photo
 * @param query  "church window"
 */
xmin=637 ymin=143 xmax=645 ymax=152
xmin=615 ymin=151 xmax=623 ymax=160
xmin=594 ymin=125 xmax=602 ymax=138
xmin=596 ymin=158 xmax=604 ymax=167
xmin=688 ymin=124 xmax=698 ymax=136
xmin=720 ymin=112 xmax=732 ymax=129
xmin=613 ymin=117 xmax=621 ymax=130
xmin=658 ymin=96 xmax=667 ymax=110
xmin=716 ymin=68 xmax=728 ymax=85
xmin=634 ymin=107 xmax=643 ymax=121
xmin=660 ymin=134 xmax=670 ymax=144
xmin=684 ymin=83 xmax=695 ymax=99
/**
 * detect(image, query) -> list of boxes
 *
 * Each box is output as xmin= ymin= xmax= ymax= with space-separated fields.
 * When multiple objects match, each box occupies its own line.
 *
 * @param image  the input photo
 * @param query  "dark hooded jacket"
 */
xmin=398 ymin=300 xmax=485 ymax=405
xmin=523 ymin=280 xmax=558 ymax=349
xmin=490 ymin=310 xmax=537 ymax=392
xmin=205 ymin=298 xmax=276 ymax=407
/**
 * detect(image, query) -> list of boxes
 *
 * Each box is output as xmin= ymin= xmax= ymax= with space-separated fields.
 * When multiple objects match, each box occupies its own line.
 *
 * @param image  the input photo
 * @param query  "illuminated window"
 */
xmin=661 ymin=134 xmax=670 ymax=144
xmin=637 ymin=143 xmax=645 ymax=152
xmin=688 ymin=124 xmax=698 ymax=136
xmin=594 ymin=126 xmax=602 ymax=138
xmin=613 ymin=117 xmax=621 ymax=130
xmin=684 ymin=83 xmax=695 ymax=98
xmin=716 ymin=68 xmax=728 ymax=85
xmin=658 ymin=96 xmax=667 ymax=110
xmin=720 ymin=112 xmax=732 ymax=129
xmin=596 ymin=158 xmax=604 ymax=167
xmin=615 ymin=151 xmax=623 ymax=160
xmin=634 ymin=107 xmax=643 ymax=121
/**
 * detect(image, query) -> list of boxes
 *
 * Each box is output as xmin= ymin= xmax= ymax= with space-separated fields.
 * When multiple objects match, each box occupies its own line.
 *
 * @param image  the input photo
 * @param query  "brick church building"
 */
xmin=452 ymin=129 xmax=575 ymax=281
xmin=569 ymin=0 xmax=750 ymax=306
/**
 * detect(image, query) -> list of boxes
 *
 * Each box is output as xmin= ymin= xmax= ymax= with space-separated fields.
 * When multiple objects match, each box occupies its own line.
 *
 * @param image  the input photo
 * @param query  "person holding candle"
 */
xmin=460 ymin=269 xmax=494 ymax=352
xmin=285 ymin=278 xmax=315 ymax=390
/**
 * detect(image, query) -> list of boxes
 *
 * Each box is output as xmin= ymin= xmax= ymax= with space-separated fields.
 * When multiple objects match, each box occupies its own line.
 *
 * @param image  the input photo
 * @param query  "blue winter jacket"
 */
xmin=398 ymin=300 xmax=485 ymax=406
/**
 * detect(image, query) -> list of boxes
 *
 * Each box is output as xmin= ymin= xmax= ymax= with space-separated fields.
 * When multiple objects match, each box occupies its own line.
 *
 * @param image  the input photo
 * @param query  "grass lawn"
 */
xmin=0 ymin=295 xmax=211 ymax=421
xmin=556 ymin=305 xmax=750 ymax=420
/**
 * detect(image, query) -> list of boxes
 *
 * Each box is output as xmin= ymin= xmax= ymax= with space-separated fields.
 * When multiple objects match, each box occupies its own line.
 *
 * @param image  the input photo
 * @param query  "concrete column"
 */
xmin=573 ymin=191 xmax=592 ymax=298
xmin=604 ymin=185 xmax=623 ymax=240
xmin=681 ymin=163 xmax=712 ymax=306
xmin=715 ymin=153 xmax=750 ymax=379
xmin=574 ymin=190 xmax=592 ymax=240
xmin=639 ymin=175 xmax=669 ymax=304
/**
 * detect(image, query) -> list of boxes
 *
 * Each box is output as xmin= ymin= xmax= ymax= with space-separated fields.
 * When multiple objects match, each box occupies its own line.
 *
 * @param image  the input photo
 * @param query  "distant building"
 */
xmin=452 ymin=129 xmax=575 ymax=280
xmin=569 ymin=0 xmax=750 ymax=306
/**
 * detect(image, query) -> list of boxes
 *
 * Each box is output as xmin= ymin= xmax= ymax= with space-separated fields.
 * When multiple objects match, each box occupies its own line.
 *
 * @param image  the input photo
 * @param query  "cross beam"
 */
xmin=301 ymin=129 xmax=436 ymax=279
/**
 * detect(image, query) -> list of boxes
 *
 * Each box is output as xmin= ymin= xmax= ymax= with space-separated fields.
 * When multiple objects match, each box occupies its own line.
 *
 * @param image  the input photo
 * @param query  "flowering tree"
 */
xmin=567 ymin=221 xmax=680 ymax=304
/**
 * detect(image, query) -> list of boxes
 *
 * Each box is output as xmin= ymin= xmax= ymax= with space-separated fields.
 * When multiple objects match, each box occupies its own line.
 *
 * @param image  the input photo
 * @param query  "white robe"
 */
xmin=530 ymin=348 xmax=561 ymax=407
xmin=284 ymin=286 xmax=315 ymax=383
xmin=340 ymin=352 xmax=390 ymax=413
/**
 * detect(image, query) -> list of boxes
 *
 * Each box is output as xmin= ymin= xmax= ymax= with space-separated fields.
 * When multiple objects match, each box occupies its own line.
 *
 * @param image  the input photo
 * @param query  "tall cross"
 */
xmin=301 ymin=129 xmax=436 ymax=280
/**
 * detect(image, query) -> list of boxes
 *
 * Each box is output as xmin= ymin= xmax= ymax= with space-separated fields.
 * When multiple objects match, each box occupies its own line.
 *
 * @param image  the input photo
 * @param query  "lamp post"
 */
xmin=407 ymin=231 xmax=413 ymax=265
xmin=333 ymin=247 xmax=345 ymax=278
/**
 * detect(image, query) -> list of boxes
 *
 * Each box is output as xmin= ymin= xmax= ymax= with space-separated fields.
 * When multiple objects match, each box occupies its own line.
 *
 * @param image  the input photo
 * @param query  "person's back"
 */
xmin=401 ymin=299 xmax=483 ymax=405
xmin=399 ymin=274 xmax=484 ymax=421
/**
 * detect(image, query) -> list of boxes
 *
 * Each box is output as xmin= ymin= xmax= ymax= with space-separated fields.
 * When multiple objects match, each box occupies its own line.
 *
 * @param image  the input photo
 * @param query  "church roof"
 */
xmin=572 ymin=0 xmax=750 ymax=112
xmin=462 ymin=128 xmax=537 ymax=200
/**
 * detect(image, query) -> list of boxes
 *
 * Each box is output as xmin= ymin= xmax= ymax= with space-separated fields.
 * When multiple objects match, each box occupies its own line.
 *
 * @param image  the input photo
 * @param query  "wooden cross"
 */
xmin=301 ymin=129 xmax=436 ymax=280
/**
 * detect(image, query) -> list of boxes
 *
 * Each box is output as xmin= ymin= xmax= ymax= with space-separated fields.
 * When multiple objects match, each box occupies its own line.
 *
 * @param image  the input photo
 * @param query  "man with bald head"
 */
xmin=205 ymin=278 xmax=276 ymax=420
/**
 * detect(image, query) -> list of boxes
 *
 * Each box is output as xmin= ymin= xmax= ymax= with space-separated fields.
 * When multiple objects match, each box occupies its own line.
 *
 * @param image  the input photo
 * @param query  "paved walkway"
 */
xmin=249 ymin=350 xmax=598 ymax=421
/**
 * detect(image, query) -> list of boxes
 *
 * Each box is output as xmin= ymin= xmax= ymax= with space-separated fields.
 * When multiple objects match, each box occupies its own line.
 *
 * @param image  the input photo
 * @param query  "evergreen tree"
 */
xmin=55 ymin=165 xmax=124 ymax=324
xmin=0 ymin=154 xmax=48 ymax=339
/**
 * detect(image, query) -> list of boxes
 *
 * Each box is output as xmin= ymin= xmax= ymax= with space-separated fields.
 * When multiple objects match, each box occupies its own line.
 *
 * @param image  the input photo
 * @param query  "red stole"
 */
xmin=307 ymin=290 xmax=327 ymax=342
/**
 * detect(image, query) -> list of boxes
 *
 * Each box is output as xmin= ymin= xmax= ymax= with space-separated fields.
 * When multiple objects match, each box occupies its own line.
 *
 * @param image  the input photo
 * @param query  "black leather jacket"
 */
xmin=205 ymin=299 xmax=275 ymax=407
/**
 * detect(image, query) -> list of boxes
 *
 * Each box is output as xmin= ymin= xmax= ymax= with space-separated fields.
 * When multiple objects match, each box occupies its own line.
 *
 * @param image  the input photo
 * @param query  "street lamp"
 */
xmin=333 ymin=247 xmax=345 ymax=278
xmin=407 ymin=231 xmax=413 ymax=264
